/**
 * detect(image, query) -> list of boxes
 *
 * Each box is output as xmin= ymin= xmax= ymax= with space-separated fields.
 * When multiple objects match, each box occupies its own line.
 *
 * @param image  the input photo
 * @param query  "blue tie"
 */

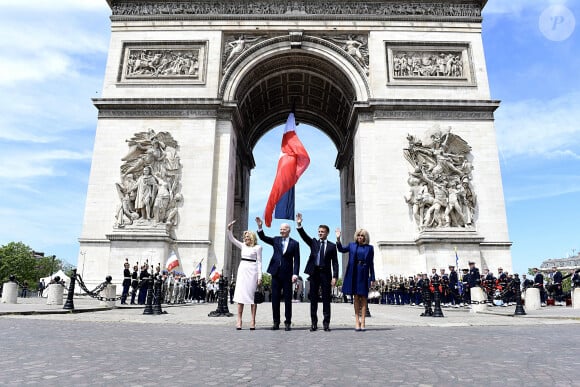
xmin=318 ymin=240 xmax=325 ymax=266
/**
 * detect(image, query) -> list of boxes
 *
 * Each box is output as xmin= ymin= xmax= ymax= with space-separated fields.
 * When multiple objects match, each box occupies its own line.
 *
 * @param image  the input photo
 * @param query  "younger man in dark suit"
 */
xmin=295 ymin=213 xmax=339 ymax=332
xmin=256 ymin=217 xmax=300 ymax=331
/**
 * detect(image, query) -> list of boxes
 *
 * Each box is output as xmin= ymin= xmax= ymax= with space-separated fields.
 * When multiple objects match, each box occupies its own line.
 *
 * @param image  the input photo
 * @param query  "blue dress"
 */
xmin=338 ymin=242 xmax=375 ymax=297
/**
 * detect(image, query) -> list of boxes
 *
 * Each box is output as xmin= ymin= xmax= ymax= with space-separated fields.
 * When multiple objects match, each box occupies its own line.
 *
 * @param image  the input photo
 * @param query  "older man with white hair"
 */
xmin=256 ymin=217 xmax=300 ymax=331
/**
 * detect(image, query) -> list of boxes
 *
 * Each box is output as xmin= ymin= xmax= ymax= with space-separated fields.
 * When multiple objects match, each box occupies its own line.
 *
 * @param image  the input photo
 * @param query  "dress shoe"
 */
xmin=284 ymin=323 xmax=291 ymax=331
xmin=271 ymin=323 xmax=280 ymax=330
xmin=323 ymin=324 xmax=330 ymax=332
xmin=309 ymin=324 xmax=318 ymax=332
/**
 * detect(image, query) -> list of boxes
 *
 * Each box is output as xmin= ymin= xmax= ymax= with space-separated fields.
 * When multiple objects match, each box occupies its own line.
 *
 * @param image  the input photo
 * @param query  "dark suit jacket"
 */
xmin=296 ymin=226 xmax=339 ymax=278
xmin=257 ymin=229 xmax=300 ymax=280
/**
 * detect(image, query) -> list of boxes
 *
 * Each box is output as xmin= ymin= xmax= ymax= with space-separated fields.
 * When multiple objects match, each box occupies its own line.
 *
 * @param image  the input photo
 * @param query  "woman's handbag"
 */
xmin=254 ymin=285 xmax=265 ymax=304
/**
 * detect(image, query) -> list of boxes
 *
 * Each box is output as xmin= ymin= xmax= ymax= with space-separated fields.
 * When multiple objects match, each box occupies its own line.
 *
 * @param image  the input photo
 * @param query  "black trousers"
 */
xmin=271 ymin=274 xmax=293 ymax=324
xmin=309 ymin=268 xmax=332 ymax=325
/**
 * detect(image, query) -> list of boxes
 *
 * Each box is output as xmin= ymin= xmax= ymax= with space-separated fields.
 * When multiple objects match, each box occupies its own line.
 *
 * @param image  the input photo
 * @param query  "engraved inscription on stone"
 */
xmin=114 ymin=130 xmax=183 ymax=230
xmin=119 ymin=43 xmax=206 ymax=83
xmin=403 ymin=127 xmax=476 ymax=230
xmin=111 ymin=2 xmax=482 ymax=19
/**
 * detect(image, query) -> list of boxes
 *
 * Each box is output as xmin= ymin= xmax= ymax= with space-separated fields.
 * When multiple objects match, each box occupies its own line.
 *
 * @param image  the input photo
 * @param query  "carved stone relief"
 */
xmin=222 ymin=34 xmax=267 ymax=73
xmin=119 ymin=42 xmax=207 ymax=83
xmin=386 ymin=43 xmax=472 ymax=85
xmin=110 ymin=2 xmax=482 ymax=19
xmin=393 ymin=51 xmax=464 ymax=78
xmin=322 ymin=34 xmax=369 ymax=74
xmin=114 ymin=129 xmax=183 ymax=230
xmin=403 ymin=126 xmax=476 ymax=230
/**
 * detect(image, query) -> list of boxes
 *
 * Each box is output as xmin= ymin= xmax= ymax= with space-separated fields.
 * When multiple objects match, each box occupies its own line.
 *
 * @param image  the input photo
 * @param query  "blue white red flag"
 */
xmin=193 ymin=261 xmax=202 ymax=276
xmin=209 ymin=264 xmax=220 ymax=282
xmin=165 ymin=251 xmax=180 ymax=272
xmin=264 ymin=112 xmax=310 ymax=227
xmin=455 ymin=248 xmax=464 ymax=295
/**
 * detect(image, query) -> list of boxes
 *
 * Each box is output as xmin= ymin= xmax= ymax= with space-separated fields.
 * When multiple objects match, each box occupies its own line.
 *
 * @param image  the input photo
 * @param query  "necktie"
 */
xmin=282 ymin=238 xmax=286 ymax=253
xmin=318 ymin=240 xmax=325 ymax=266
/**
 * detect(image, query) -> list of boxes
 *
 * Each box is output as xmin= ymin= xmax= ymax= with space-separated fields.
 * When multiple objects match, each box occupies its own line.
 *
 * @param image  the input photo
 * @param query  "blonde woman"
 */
xmin=336 ymin=227 xmax=375 ymax=331
xmin=227 ymin=220 xmax=262 ymax=330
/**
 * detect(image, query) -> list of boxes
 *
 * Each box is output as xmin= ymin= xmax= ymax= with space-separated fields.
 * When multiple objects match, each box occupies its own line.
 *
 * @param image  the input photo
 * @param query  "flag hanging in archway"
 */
xmin=263 ymin=112 xmax=310 ymax=227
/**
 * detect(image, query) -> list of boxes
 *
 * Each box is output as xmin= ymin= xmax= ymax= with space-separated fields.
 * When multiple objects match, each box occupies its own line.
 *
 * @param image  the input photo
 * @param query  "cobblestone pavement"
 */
xmin=1 ymin=301 xmax=579 ymax=386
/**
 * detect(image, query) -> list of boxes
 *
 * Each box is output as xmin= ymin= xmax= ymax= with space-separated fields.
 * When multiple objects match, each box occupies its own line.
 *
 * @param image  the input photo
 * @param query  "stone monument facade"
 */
xmin=78 ymin=0 xmax=511 ymax=287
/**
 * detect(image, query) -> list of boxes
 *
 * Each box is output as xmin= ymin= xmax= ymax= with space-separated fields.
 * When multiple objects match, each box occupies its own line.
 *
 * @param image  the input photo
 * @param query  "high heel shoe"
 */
xmin=250 ymin=320 xmax=256 ymax=330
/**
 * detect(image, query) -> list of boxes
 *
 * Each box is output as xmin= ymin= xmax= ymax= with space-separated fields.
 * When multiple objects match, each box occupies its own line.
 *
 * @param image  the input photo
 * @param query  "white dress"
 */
xmin=228 ymin=229 xmax=263 ymax=304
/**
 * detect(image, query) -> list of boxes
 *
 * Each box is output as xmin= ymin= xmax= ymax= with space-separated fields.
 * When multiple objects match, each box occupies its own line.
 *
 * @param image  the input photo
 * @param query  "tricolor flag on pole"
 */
xmin=193 ymin=260 xmax=202 ymax=276
xmin=209 ymin=264 xmax=220 ymax=282
xmin=455 ymin=247 xmax=463 ymax=296
xmin=166 ymin=251 xmax=180 ymax=272
xmin=263 ymin=112 xmax=310 ymax=227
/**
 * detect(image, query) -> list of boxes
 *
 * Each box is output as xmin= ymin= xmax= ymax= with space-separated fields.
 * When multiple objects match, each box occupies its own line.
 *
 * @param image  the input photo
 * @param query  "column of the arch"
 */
xmin=209 ymin=116 xmax=238 ymax=279
xmin=351 ymin=116 xmax=395 ymax=279
xmin=339 ymin=160 xmax=356 ymax=277
xmin=229 ymin=161 xmax=251 ymax=280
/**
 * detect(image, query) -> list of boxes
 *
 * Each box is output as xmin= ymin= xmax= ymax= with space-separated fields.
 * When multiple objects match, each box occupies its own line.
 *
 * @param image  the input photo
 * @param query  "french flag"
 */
xmin=263 ymin=112 xmax=310 ymax=227
xmin=209 ymin=264 xmax=220 ymax=282
xmin=193 ymin=261 xmax=202 ymax=276
xmin=166 ymin=251 xmax=180 ymax=272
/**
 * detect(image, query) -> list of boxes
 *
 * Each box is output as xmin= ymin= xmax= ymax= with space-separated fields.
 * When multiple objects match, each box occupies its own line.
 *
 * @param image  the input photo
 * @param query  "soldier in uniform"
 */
xmin=120 ymin=259 xmax=132 ymax=305
xmin=138 ymin=263 xmax=150 ymax=305
xmin=439 ymin=268 xmax=449 ymax=306
xmin=551 ymin=266 xmax=564 ymax=306
xmin=448 ymin=265 xmax=460 ymax=308
xmin=482 ymin=268 xmax=495 ymax=305
xmin=461 ymin=268 xmax=471 ymax=306
xmin=532 ymin=267 xmax=546 ymax=306
xmin=130 ymin=264 xmax=139 ymax=304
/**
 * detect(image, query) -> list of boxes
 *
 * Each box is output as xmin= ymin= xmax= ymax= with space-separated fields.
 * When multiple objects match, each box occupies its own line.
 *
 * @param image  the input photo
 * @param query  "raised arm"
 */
xmin=255 ymin=216 xmax=274 ymax=246
xmin=295 ymin=212 xmax=312 ymax=244
xmin=335 ymin=227 xmax=349 ymax=253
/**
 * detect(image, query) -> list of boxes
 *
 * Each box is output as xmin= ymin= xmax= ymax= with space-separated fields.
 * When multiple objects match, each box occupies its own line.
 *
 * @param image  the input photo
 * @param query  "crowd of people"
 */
xmin=118 ymin=214 xmax=580 ymax=331
xmin=119 ymin=260 xmax=224 ymax=306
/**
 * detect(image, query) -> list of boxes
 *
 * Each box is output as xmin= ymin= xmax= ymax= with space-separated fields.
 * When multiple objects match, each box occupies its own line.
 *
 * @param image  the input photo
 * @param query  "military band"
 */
xmin=118 ymin=260 xmax=576 ymax=317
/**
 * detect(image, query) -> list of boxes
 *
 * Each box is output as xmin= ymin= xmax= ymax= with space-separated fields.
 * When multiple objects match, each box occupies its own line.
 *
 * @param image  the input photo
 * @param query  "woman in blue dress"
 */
xmin=336 ymin=227 xmax=375 ymax=331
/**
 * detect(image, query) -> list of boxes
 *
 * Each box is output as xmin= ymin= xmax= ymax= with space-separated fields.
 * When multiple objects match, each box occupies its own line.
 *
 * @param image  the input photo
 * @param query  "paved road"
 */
xmin=1 ymin=313 xmax=579 ymax=386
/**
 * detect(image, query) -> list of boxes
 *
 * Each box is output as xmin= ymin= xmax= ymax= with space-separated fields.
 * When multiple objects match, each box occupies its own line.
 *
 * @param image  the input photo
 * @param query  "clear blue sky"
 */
xmin=0 ymin=0 xmax=578 ymax=277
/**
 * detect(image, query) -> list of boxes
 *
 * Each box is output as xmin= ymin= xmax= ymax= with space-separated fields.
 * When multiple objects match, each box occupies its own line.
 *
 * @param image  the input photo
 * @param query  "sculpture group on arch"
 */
xmin=114 ymin=129 xmax=183 ymax=229
xmin=404 ymin=127 xmax=476 ymax=230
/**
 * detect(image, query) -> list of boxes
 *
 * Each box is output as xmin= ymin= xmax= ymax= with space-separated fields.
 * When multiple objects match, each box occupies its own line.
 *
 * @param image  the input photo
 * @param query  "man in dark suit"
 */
xmin=295 ymin=213 xmax=339 ymax=332
xmin=256 ymin=217 xmax=300 ymax=331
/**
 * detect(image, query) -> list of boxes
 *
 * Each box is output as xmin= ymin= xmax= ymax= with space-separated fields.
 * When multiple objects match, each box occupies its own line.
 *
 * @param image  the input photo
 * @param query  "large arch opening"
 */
xmin=223 ymin=44 xmax=364 ymax=277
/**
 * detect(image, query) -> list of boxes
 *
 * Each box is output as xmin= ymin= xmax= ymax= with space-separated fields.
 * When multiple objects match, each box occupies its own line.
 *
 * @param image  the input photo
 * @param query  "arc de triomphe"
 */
xmin=78 ymin=0 xmax=512 ymax=287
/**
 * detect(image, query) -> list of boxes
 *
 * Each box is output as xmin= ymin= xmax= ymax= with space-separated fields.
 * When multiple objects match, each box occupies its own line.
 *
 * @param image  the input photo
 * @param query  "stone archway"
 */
xmin=218 ymin=36 xmax=369 ymax=276
xmin=79 ymin=0 xmax=512 ymax=289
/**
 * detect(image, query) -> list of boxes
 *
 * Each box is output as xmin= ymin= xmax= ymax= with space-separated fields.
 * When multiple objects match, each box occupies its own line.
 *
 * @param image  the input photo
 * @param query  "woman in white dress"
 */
xmin=227 ymin=220 xmax=262 ymax=330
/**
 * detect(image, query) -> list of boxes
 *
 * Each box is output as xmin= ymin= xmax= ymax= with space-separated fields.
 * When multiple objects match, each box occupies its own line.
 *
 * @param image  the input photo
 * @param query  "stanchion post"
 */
xmin=513 ymin=274 xmax=526 ymax=316
xmin=153 ymin=276 xmax=164 ymax=315
xmin=63 ymin=269 xmax=77 ymax=310
xmin=143 ymin=277 xmax=154 ymax=315
xmin=208 ymin=276 xmax=233 ymax=317
xmin=432 ymin=275 xmax=444 ymax=317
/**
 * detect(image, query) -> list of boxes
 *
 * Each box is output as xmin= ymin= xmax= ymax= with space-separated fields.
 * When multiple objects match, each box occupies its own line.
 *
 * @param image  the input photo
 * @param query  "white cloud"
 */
xmin=496 ymin=91 xmax=580 ymax=159
xmin=0 ymin=149 xmax=92 ymax=179
xmin=0 ymin=0 xmax=109 ymax=12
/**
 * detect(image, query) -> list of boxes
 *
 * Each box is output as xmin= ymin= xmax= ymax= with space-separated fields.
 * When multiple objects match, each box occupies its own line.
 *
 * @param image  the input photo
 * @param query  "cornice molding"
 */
xmin=107 ymin=1 xmax=484 ymax=22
